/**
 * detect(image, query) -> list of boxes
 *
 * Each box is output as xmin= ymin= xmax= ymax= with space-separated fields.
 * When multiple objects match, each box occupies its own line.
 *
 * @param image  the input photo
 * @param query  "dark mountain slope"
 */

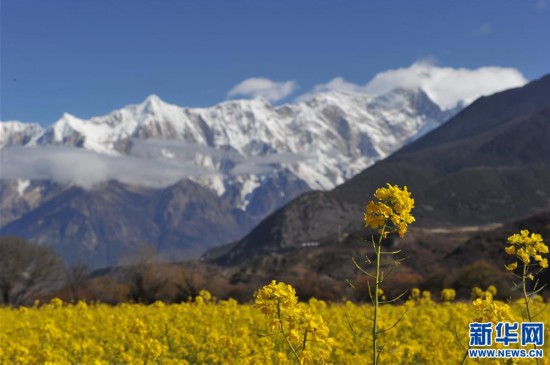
xmin=331 ymin=98 xmax=550 ymax=226
xmin=442 ymin=211 xmax=550 ymax=270
xmin=212 ymin=211 xmax=550 ymax=300
xmin=217 ymin=191 xmax=359 ymax=264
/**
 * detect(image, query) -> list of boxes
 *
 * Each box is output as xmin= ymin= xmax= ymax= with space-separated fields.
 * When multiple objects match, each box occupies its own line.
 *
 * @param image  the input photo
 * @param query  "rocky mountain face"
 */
xmin=0 ymin=180 xmax=70 ymax=226
xmin=1 ymin=180 xmax=254 ymax=268
xmin=1 ymin=88 xmax=457 ymax=267
xmin=215 ymin=75 xmax=550 ymax=265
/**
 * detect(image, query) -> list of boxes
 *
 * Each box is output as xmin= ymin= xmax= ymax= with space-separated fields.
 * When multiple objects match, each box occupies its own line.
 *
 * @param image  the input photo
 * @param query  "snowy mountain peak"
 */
xmin=144 ymin=93 xmax=162 ymax=103
xmin=1 ymin=87 xmax=461 ymax=214
xmin=60 ymin=112 xmax=79 ymax=120
xmin=140 ymin=94 xmax=168 ymax=113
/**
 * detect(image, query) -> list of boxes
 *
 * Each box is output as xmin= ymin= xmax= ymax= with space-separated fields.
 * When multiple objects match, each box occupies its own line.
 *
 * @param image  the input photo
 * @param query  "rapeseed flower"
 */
xmin=472 ymin=297 xmax=513 ymax=323
xmin=255 ymin=281 xmax=333 ymax=363
xmin=505 ymin=230 xmax=548 ymax=269
xmin=364 ymin=183 xmax=415 ymax=237
xmin=255 ymin=280 xmax=298 ymax=317
xmin=440 ymin=288 xmax=456 ymax=302
xmin=504 ymin=229 xmax=548 ymax=351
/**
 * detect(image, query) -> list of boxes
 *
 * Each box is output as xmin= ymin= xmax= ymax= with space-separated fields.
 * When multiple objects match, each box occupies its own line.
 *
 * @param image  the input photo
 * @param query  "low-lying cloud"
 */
xmin=1 ymin=141 xmax=310 ymax=189
xmin=230 ymin=151 xmax=310 ymax=175
xmin=0 ymin=145 xmax=216 ymax=189
xmin=227 ymin=77 xmax=297 ymax=102
xmin=301 ymin=61 xmax=528 ymax=110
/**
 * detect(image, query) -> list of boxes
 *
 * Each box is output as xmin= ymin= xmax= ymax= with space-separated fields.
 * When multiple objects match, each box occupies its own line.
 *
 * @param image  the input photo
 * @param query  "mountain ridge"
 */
xmin=1 ymin=88 xmax=455 ymax=197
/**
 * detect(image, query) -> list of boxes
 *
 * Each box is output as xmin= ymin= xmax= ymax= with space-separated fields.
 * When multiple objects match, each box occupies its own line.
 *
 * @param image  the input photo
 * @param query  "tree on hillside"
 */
xmin=0 ymin=236 xmax=64 ymax=306
xmin=65 ymin=264 xmax=90 ymax=302
xmin=173 ymin=265 xmax=204 ymax=302
xmin=121 ymin=244 xmax=168 ymax=304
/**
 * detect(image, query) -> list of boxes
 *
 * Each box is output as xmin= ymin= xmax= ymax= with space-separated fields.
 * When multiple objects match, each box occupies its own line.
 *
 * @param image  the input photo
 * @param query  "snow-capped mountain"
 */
xmin=0 ymin=121 xmax=44 ymax=149
xmin=1 ymin=88 xmax=456 ymax=213
xmin=0 ymin=88 xmax=459 ymax=266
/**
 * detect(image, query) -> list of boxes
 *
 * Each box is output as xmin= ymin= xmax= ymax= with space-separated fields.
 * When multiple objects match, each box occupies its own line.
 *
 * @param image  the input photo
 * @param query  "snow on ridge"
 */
xmin=16 ymin=179 xmax=30 ymax=197
xmin=1 ymin=89 xmax=458 ymax=212
xmin=0 ymin=121 xmax=44 ymax=149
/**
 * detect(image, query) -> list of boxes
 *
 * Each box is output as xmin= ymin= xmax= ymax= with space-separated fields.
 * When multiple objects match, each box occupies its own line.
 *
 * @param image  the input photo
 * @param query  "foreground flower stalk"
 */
xmin=277 ymin=299 xmax=301 ymax=363
xmin=361 ymin=183 xmax=415 ymax=365
xmin=504 ymin=229 xmax=548 ymax=365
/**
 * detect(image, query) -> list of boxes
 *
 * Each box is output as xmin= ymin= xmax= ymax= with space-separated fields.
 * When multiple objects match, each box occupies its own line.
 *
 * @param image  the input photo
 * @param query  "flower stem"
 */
xmin=460 ymin=346 xmax=470 ymax=365
xmin=372 ymin=225 xmax=385 ymax=365
xmin=522 ymin=263 xmax=539 ymax=365
xmin=277 ymin=300 xmax=301 ymax=364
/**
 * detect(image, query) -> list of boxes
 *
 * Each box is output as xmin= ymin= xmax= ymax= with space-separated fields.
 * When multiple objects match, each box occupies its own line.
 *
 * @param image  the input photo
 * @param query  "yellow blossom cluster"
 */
xmin=505 ymin=229 xmax=549 ymax=270
xmin=406 ymin=288 xmax=433 ymax=306
xmin=0 ymin=294 xmax=548 ymax=364
xmin=255 ymin=280 xmax=298 ymax=325
xmin=194 ymin=289 xmax=214 ymax=305
xmin=471 ymin=285 xmax=498 ymax=300
xmin=364 ymin=183 xmax=415 ymax=237
xmin=255 ymin=281 xmax=333 ymax=364
xmin=439 ymin=288 xmax=456 ymax=302
xmin=472 ymin=296 xmax=513 ymax=323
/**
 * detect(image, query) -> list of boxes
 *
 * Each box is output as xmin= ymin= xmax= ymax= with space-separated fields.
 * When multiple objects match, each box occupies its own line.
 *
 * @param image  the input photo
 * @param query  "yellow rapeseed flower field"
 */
xmin=1 ymin=293 xmax=548 ymax=364
xmin=1 ymin=186 xmax=548 ymax=364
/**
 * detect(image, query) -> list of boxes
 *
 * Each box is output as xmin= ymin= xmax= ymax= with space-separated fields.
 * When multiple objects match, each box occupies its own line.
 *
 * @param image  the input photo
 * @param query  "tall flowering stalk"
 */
xmin=359 ymin=183 xmax=415 ymax=365
xmin=504 ymin=230 xmax=548 ymax=365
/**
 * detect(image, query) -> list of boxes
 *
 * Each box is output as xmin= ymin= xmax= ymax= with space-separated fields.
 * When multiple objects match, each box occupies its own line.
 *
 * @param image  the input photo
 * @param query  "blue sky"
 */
xmin=1 ymin=0 xmax=549 ymax=126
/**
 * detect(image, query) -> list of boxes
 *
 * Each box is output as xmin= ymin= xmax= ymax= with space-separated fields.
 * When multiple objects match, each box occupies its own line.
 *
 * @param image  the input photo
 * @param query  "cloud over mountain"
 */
xmin=301 ymin=61 xmax=527 ymax=110
xmin=227 ymin=78 xmax=297 ymax=102
xmin=0 ymin=145 xmax=216 ymax=189
xmin=1 ymin=141 xmax=311 ymax=189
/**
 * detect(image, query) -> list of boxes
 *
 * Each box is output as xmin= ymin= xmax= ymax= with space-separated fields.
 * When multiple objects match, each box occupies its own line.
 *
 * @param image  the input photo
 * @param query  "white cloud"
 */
xmin=310 ymin=77 xmax=364 ymax=94
xmin=0 ymin=141 xmax=311 ymax=188
xmin=0 ymin=145 xmax=216 ymax=189
xmin=299 ymin=61 xmax=527 ymax=110
xmin=227 ymin=77 xmax=297 ymax=102
xmin=365 ymin=61 xmax=527 ymax=109
xmin=295 ymin=77 xmax=365 ymax=102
